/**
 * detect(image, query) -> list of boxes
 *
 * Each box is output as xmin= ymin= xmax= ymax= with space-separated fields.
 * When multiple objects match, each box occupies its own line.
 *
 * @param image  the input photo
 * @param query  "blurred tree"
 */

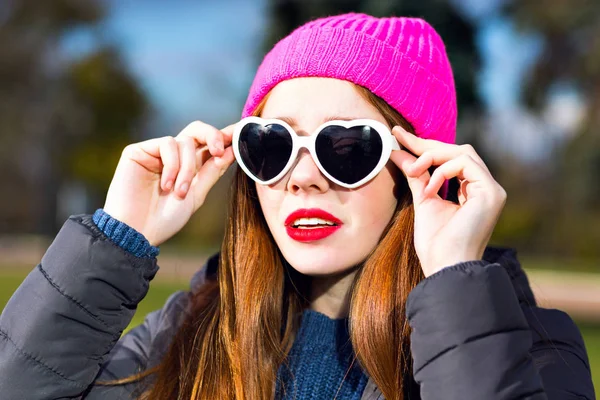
xmin=502 ymin=0 xmax=600 ymax=257
xmin=64 ymin=48 xmax=147 ymax=201
xmin=0 ymin=0 xmax=148 ymax=234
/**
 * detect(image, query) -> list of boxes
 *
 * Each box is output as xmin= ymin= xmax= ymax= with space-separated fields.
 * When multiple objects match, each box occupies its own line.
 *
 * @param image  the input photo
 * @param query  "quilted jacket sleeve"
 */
xmin=0 ymin=215 xmax=160 ymax=399
xmin=79 ymin=289 xmax=189 ymax=399
xmin=406 ymin=248 xmax=595 ymax=399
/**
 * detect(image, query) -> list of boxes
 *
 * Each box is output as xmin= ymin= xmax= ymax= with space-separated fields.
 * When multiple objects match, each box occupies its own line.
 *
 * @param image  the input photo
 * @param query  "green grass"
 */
xmin=0 ymin=272 xmax=32 ymax=309
xmin=0 ymin=267 xmax=598 ymax=392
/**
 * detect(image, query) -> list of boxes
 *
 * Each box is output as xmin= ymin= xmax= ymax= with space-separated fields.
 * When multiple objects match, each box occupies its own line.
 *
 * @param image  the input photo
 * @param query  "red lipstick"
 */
xmin=285 ymin=208 xmax=343 ymax=242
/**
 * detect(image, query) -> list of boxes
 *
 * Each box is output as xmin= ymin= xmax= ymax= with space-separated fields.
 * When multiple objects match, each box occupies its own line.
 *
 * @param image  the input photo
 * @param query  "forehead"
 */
xmin=260 ymin=77 xmax=385 ymax=129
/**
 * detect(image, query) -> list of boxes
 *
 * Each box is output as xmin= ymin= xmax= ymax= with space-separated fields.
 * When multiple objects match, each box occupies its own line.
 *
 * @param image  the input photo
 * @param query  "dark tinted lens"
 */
xmin=238 ymin=123 xmax=293 ymax=181
xmin=315 ymin=125 xmax=383 ymax=185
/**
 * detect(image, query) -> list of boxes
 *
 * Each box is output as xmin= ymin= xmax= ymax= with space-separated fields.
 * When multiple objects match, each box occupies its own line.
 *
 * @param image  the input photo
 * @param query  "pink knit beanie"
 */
xmin=242 ymin=13 xmax=457 ymax=197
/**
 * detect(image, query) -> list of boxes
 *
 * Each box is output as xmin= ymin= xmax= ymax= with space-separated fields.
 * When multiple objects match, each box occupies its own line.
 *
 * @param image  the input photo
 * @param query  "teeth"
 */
xmin=292 ymin=217 xmax=336 ymax=227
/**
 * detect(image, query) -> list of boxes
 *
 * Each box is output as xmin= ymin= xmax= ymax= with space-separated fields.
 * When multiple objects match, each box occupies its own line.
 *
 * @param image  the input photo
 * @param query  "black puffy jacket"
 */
xmin=0 ymin=215 xmax=596 ymax=399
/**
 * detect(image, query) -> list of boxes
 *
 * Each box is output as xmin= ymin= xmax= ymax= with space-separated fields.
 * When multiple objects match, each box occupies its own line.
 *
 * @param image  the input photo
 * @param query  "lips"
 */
xmin=285 ymin=208 xmax=343 ymax=242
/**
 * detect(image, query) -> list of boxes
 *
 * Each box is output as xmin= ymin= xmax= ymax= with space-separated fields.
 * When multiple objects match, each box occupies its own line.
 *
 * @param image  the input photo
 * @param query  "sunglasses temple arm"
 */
xmin=391 ymin=136 xmax=401 ymax=150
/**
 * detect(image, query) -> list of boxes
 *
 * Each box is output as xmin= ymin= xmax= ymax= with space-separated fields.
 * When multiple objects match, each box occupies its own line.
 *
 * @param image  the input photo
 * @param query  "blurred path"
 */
xmin=526 ymin=269 xmax=600 ymax=322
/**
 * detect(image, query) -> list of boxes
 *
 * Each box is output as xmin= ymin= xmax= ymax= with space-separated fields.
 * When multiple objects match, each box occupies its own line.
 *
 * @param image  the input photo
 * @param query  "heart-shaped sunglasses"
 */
xmin=232 ymin=116 xmax=401 ymax=189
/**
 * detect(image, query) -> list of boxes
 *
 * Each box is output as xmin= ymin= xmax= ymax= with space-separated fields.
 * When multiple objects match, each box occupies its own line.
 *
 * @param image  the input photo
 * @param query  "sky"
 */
xmin=60 ymin=0 xmax=580 ymax=162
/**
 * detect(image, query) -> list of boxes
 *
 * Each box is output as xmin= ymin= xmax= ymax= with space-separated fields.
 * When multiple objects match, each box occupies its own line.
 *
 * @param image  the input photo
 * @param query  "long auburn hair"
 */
xmin=107 ymin=84 xmax=424 ymax=399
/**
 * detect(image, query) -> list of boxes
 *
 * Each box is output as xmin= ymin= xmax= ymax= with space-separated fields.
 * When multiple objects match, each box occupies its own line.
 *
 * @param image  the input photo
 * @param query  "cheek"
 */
xmin=256 ymin=184 xmax=282 ymax=226
xmin=351 ymin=166 xmax=398 ymax=229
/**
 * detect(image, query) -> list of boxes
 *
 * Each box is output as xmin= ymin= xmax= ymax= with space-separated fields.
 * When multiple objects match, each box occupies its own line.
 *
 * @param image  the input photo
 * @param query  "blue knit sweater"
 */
xmin=92 ymin=209 xmax=369 ymax=399
xmin=275 ymin=309 xmax=368 ymax=399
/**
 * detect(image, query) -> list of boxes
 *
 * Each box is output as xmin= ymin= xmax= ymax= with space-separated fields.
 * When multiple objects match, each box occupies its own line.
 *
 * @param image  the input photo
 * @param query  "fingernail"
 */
xmin=165 ymin=180 xmax=173 ymax=190
xmin=179 ymin=182 xmax=189 ymax=194
xmin=215 ymin=140 xmax=224 ymax=151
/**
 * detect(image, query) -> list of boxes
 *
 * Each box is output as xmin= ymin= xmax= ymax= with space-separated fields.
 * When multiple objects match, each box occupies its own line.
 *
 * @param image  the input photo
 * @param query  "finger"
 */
xmin=195 ymin=146 xmax=212 ymax=169
xmin=173 ymin=135 xmax=196 ymax=198
xmin=149 ymin=136 xmax=178 ymax=191
xmin=213 ymin=145 xmax=235 ymax=170
xmin=178 ymin=120 xmax=231 ymax=157
xmin=219 ymin=123 xmax=235 ymax=146
xmin=124 ymin=139 xmax=163 ymax=173
xmin=191 ymin=146 xmax=235 ymax=210
xmin=393 ymin=126 xmax=489 ymax=174
xmin=389 ymin=149 xmax=430 ymax=205
xmin=160 ymin=137 xmax=180 ymax=191
xmin=424 ymin=154 xmax=493 ymax=198
xmin=408 ymin=147 xmax=490 ymax=177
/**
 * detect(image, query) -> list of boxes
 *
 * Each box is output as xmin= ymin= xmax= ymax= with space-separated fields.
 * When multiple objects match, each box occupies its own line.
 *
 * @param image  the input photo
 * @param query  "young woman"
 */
xmin=0 ymin=13 xmax=595 ymax=400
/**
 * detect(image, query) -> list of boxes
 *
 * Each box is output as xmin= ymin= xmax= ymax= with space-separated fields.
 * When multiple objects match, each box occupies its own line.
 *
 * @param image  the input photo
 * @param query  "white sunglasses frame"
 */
xmin=232 ymin=116 xmax=401 ymax=189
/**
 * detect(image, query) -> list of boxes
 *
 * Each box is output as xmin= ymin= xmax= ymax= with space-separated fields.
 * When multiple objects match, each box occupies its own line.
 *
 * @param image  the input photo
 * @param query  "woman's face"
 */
xmin=256 ymin=77 xmax=399 ymax=276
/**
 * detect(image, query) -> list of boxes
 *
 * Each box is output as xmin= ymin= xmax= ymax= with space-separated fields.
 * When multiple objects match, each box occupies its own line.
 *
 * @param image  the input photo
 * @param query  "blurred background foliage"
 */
xmin=0 ymin=0 xmax=599 ymax=263
xmin=0 ymin=0 xmax=147 ymax=237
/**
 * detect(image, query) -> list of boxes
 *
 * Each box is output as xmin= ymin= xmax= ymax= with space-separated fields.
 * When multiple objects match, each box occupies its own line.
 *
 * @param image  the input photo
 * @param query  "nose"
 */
xmin=286 ymin=149 xmax=330 ymax=194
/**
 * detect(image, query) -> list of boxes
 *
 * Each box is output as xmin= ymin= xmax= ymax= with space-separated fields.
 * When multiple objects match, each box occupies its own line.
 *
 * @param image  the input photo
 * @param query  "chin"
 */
xmin=280 ymin=245 xmax=363 ymax=277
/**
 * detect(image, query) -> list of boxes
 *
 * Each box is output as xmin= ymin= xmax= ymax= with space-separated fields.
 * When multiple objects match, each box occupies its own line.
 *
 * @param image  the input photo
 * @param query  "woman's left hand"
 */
xmin=390 ymin=126 xmax=507 ymax=278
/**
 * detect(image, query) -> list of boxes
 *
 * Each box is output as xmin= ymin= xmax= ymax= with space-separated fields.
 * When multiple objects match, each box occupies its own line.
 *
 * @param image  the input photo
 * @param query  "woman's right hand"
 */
xmin=103 ymin=121 xmax=236 ymax=246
